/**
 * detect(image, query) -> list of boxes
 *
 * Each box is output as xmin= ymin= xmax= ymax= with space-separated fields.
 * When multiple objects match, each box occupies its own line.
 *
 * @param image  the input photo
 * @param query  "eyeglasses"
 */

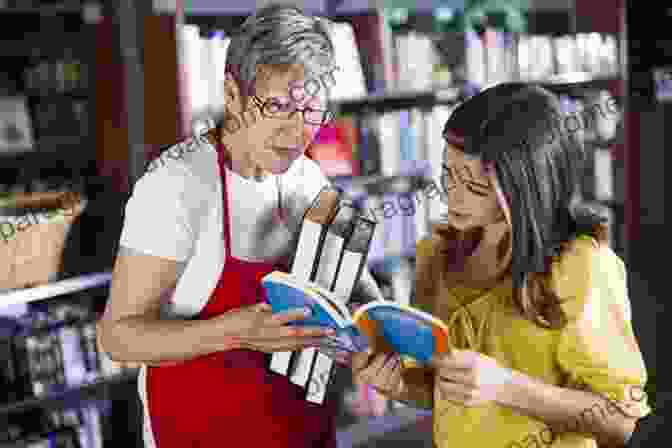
xmin=441 ymin=163 xmax=492 ymax=197
xmin=251 ymin=95 xmax=334 ymax=126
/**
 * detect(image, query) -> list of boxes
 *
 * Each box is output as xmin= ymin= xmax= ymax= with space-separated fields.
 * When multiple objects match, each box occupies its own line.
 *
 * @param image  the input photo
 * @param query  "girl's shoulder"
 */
xmin=550 ymin=235 xmax=626 ymax=321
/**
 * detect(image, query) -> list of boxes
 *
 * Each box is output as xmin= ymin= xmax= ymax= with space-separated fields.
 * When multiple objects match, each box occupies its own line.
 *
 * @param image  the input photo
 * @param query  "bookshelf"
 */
xmin=0 ymin=370 xmax=136 ymax=417
xmin=0 ymin=272 xmax=112 ymax=307
xmin=0 ymin=2 xmax=147 ymax=447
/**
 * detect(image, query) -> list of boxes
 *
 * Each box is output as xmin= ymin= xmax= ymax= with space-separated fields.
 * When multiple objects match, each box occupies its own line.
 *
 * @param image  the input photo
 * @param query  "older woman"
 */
xmin=97 ymin=5 xmax=382 ymax=448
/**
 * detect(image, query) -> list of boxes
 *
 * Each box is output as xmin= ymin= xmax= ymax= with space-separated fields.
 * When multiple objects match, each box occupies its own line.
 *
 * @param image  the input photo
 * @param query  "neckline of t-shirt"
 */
xmin=203 ymin=137 xmax=279 ymax=186
xmin=225 ymin=164 xmax=277 ymax=186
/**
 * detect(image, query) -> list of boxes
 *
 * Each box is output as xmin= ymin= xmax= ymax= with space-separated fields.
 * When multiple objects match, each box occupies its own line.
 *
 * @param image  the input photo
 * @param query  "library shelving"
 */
xmin=2 ymin=0 xmax=654 ymax=446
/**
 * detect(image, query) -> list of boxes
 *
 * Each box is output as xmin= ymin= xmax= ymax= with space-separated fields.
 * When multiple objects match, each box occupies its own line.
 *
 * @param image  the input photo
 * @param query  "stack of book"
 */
xmin=266 ymin=185 xmax=376 ymax=405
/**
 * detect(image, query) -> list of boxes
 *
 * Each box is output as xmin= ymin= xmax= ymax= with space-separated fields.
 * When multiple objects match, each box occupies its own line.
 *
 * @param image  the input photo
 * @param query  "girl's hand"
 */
xmin=351 ymin=350 xmax=406 ymax=398
xmin=430 ymin=349 xmax=513 ymax=407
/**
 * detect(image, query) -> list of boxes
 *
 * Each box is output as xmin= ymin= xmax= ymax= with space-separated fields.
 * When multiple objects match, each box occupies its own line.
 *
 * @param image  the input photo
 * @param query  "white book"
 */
xmin=594 ymin=148 xmax=613 ymax=201
xmin=269 ymin=186 xmax=341 ymax=376
xmin=465 ymin=29 xmax=485 ymax=87
xmin=290 ymin=201 xmax=357 ymax=389
xmin=427 ymin=106 xmax=455 ymax=224
xmin=306 ymin=209 xmax=376 ymax=404
xmin=413 ymin=109 xmax=429 ymax=240
xmin=205 ymin=31 xmax=229 ymax=120
xmin=177 ymin=25 xmax=201 ymax=136
xmin=377 ymin=112 xmax=401 ymax=177
xmin=394 ymin=34 xmax=410 ymax=91
xmin=327 ymin=22 xmax=367 ymax=101
xmin=291 ymin=220 xmax=325 ymax=281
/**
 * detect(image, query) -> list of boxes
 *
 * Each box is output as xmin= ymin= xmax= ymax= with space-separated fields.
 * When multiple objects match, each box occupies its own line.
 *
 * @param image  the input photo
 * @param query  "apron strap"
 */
xmin=215 ymin=139 xmax=232 ymax=257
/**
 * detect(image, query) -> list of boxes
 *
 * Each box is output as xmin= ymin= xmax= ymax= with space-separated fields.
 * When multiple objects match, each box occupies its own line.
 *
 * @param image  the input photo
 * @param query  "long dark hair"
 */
xmin=441 ymin=83 xmax=609 ymax=329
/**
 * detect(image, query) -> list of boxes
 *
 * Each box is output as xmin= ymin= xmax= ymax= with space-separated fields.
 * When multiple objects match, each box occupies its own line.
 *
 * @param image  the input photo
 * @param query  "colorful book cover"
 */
xmin=263 ymin=272 xmax=453 ymax=367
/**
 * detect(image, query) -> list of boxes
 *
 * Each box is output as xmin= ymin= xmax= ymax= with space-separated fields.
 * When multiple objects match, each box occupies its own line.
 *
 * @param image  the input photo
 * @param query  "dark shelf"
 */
xmin=25 ymin=89 xmax=91 ymax=100
xmin=333 ymin=87 xmax=461 ymax=114
xmin=0 ymin=4 xmax=85 ymax=16
xmin=330 ymin=172 xmax=433 ymax=196
xmin=333 ymin=77 xmax=620 ymax=114
xmin=0 ymin=372 xmax=137 ymax=416
xmin=537 ymin=76 xmax=620 ymax=95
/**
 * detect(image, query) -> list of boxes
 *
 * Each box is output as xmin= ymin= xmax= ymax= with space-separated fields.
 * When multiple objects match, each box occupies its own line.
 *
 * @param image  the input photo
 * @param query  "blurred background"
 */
xmin=0 ymin=0 xmax=665 ymax=446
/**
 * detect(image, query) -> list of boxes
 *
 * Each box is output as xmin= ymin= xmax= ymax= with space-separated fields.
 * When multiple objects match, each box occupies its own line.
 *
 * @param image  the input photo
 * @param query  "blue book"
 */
xmin=262 ymin=271 xmax=369 ymax=357
xmin=263 ymin=271 xmax=453 ymax=368
xmin=353 ymin=302 xmax=452 ymax=367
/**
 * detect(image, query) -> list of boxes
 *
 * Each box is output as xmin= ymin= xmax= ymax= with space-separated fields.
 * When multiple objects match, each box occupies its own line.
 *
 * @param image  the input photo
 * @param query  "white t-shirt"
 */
xmin=119 ymin=133 xmax=330 ymax=318
xmin=119 ymin=133 xmax=333 ymax=448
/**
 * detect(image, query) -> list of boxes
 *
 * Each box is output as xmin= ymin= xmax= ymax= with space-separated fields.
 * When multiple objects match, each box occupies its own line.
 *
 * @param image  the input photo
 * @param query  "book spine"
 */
xmin=290 ymin=201 xmax=355 ymax=390
xmin=270 ymin=187 xmax=341 ymax=376
xmin=305 ymin=351 xmax=336 ymax=405
xmin=305 ymin=211 xmax=376 ymax=404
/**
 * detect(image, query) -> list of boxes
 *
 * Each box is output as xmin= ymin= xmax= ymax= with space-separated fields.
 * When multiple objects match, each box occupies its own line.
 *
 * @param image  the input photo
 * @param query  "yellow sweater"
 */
xmin=404 ymin=235 xmax=651 ymax=448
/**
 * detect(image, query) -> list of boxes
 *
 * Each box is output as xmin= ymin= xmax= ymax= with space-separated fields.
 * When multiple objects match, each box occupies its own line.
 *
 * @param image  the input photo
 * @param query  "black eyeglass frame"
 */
xmin=440 ymin=163 xmax=493 ymax=197
xmin=251 ymin=94 xmax=335 ymax=127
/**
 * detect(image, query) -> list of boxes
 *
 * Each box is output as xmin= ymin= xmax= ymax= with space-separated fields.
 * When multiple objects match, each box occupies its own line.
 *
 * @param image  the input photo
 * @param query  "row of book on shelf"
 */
xmin=178 ymin=16 xmax=620 ymax=125
xmin=392 ymin=29 xmax=620 ymax=92
xmin=0 ymin=300 xmax=129 ymax=448
xmin=0 ymin=31 xmax=91 ymax=155
xmin=1 ymin=402 xmax=103 ymax=448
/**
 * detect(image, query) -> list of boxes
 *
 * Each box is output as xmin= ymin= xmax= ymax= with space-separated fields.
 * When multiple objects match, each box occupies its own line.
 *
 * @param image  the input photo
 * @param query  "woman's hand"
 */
xmin=430 ymin=349 xmax=513 ymax=407
xmin=351 ymin=350 xmax=406 ymax=398
xmin=216 ymin=302 xmax=336 ymax=354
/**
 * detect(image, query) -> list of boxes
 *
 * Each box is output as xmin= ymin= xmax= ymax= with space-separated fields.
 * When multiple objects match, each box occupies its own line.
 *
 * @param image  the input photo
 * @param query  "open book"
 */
xmin=262 ymin=271 xmax=452 ymax=366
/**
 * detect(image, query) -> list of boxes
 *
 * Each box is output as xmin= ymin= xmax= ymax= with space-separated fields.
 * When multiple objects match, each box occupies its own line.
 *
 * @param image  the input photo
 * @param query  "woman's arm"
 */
xmin=496 ymin=371 xmax=638 ymax=447
xmin=97 ymin=247 xmax=240 ymax=364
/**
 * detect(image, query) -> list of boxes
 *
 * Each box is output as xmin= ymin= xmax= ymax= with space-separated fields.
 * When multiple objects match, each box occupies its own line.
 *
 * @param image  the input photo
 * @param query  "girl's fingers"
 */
xmin=387 ymin=363 xmax=405 ymax=394
xmin=436 ymin=377 xmax=470 ymax=402
xmin=360 ymin=353 xmax=398 ymax=388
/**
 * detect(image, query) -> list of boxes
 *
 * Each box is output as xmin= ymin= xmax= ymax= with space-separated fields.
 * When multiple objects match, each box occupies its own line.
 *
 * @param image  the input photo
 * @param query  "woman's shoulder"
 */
xmin=283 ymin=154 xmax=325 ymax=184
xmin=550 ymin=235 xmax=626 ymax=320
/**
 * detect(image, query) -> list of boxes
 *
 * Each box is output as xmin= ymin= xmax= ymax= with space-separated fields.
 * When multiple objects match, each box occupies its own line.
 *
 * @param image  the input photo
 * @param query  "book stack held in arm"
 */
xmin=265 ymin=185 xmax=377 ymax=405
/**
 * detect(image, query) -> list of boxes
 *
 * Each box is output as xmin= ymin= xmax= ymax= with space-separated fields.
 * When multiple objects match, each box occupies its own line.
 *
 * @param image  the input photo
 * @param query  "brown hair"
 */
xmin=431 ymin=222 xmax=609 ymax=330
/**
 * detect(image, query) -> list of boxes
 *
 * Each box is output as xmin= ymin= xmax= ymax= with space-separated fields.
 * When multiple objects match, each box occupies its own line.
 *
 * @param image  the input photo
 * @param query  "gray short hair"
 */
xmin=225 ymin=4 xmax=335 ymax=101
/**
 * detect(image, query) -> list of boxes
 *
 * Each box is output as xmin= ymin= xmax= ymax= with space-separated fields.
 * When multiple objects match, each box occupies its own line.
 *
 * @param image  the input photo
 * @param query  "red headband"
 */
xmin=443 ymin=128 xmax=465 ymax=149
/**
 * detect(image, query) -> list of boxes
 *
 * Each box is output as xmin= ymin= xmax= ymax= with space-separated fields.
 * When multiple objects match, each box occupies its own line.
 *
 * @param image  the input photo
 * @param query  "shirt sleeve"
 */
xmin=119 ymin=161 xmax=195 ymax=262
xmin=554 ymin=238 xmax=651 ymax=419
xmin=282 ymin=155 xmax=331 ymax=232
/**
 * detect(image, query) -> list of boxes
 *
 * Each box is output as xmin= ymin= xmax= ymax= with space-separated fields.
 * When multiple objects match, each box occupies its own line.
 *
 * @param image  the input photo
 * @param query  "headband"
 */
xmin=442 ymin=127 xmax=465 ymax=150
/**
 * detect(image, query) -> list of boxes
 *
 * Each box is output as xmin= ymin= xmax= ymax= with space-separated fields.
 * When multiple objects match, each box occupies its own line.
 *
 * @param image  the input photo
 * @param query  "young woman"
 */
xmin=97 ymin=5 xmax=382 ymax=448
xmin=352 ymin=83 xmax=651 ymax=447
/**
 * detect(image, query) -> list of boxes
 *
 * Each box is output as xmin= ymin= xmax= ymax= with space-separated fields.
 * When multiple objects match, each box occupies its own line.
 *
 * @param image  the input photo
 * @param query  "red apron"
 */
xmin=145 ymin=142 xmax=337 ymax=447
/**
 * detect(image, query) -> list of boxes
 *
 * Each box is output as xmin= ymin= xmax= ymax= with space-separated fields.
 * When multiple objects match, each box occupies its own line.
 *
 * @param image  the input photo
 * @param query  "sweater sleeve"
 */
xmin=554 ymin=237 xmax=651 ymax=419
